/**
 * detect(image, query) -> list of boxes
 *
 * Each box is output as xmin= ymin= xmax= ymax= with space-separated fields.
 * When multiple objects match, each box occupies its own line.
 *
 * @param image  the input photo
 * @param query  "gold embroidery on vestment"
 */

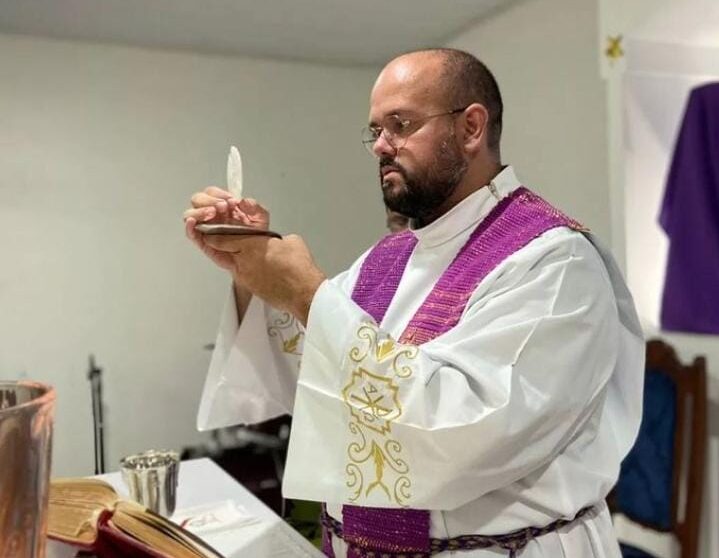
xmin=343 ymin=324 xmax=417 ymax=505
xmin=268 ymin=312 xmax=304 ymax=357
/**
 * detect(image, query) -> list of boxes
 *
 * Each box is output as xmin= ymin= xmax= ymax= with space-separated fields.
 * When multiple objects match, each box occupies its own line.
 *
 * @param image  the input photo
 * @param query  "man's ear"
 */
xmin=461 ymin=103 xmax=490 ymax=155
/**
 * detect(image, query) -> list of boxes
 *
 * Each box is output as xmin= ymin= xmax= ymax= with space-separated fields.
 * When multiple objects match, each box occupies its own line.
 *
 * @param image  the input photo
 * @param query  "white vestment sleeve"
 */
xmin=196 ymin=293 xmax=303 ymax=430
xmin=196 ymin=253 xmax=368 ymax=431
xmin=282 ymin=234 xmax=627 ymax=510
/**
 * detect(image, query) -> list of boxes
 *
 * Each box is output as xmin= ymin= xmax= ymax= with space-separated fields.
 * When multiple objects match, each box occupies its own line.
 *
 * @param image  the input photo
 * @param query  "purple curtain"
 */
xmin=659 ymin=82 xmax=719 ymax=333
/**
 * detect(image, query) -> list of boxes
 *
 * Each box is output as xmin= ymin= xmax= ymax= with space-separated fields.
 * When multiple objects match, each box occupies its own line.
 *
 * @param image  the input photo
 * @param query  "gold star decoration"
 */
xmin=605 ymin=35 xmax=624 ymax=63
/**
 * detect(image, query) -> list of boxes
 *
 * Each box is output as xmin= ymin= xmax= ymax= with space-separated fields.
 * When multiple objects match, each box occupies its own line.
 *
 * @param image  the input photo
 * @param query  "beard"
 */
xmin=380 ymin=134 xmax=468 ymax=222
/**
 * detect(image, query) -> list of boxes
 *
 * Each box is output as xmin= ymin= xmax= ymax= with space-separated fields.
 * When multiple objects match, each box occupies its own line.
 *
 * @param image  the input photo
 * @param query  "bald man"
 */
xmin=185 ymin=49 xmax=644 ymax=557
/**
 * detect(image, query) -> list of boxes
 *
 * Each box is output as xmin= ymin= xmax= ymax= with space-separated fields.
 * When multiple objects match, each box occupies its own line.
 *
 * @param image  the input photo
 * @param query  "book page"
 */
xmin=47 ymin=502 xmax=99 ymax=544
xmin=114 ymin=502 xmax=223 ymax=558
xmin=48 ymin=479 xmax=119 ymax=543
xmin=50 ymin=479 xmax=119 ymax=506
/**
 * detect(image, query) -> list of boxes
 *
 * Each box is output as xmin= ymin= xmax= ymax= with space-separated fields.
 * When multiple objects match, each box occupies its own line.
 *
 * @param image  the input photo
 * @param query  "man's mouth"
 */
xmin=380 ymin=165 xmax=402 ymax=179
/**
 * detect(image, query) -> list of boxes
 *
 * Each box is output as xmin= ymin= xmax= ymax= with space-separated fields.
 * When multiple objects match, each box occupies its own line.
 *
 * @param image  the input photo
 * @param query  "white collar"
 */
xmin=410 ymin=165 xmax=522 ymax=248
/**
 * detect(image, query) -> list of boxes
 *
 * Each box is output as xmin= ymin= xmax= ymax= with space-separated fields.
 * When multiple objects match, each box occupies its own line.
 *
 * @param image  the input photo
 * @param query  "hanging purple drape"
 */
xmin=659 ymin=82 xmax=719 ymax=334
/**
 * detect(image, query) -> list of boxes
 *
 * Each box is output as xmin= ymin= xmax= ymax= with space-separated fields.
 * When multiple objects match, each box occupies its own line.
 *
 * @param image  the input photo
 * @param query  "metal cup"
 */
xmin=0 ymin=380 xmax=56 ymax=558
xmin=120 ymin=450 xmax=179 ymax=516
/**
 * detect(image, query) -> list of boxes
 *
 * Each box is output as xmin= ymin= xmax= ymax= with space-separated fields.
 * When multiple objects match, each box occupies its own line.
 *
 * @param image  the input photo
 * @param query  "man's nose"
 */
xmin=372 ymin=131 xmax=397 ymax=159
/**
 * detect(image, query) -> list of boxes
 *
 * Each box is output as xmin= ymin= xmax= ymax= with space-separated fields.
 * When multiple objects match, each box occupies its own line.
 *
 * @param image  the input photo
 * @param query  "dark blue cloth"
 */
xmin=620 ymin=542 xmax=658 ymax=558
xmin=615 ymin=369 xmax=676 ymax=529
xmin=660 ymin=82 xmax=719 ymax=333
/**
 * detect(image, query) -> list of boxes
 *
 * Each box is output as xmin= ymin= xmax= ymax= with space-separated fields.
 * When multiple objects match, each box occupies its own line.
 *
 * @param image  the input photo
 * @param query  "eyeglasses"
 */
xmin=361 ymin=107 xmax=467 ymax=155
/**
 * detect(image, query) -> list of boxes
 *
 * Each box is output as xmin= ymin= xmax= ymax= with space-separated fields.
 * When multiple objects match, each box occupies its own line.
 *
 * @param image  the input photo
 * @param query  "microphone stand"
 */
xmin=87 ymin=355 xmax=105 ymax=475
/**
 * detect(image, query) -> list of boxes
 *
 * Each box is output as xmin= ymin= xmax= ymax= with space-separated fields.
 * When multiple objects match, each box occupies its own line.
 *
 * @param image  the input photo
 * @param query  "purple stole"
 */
xmin=322 ymin=187 xmax=585 ymax=557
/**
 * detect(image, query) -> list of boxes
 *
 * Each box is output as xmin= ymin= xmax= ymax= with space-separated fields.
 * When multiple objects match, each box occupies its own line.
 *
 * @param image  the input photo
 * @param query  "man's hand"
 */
xmin=183 ymin=187 xmax=270 ymax=272
xmin=203 ymin=233 xmax=326 ymax=325
xmin=184 ymin=187 xmax=272 ymax=320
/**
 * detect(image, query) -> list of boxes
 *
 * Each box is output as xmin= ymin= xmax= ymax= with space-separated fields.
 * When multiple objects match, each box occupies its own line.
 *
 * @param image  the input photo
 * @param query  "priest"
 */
xmin=184 ymin=48 xmax=644 ymax=558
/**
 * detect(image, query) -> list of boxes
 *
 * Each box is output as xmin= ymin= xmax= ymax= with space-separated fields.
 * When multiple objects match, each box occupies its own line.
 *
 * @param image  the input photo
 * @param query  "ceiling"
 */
xmin=0 ymin=0 xmax=514 ymax=66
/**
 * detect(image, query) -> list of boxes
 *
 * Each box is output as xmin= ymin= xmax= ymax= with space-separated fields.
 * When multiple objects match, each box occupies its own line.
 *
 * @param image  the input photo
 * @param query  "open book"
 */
xmin=48 ymin=478 xmax=224 ymax=558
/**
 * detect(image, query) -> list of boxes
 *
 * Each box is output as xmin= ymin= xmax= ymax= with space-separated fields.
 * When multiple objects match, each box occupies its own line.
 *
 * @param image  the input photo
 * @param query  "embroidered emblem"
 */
xmin=343 ymin=324 xmax=417 ymax=506
xmin=342 ymin=367 xmax=401 ymax=435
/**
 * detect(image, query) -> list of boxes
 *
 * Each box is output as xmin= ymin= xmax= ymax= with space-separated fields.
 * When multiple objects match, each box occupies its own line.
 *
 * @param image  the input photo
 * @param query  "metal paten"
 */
xmin=0 ymin=380 xmax=56 ymax=558
xmin=120 ymin=449 xmax=179 ymax=516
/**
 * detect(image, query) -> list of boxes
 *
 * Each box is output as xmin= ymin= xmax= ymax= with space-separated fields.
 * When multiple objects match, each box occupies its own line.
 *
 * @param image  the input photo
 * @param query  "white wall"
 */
xmin=447 ymin=0 xmax=610 ymax=240
xmin=0 ymin=33 xmax=382 ymax=476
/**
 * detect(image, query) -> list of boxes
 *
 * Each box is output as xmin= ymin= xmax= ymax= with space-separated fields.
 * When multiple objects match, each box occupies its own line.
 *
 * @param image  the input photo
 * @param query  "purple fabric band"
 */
xmin=325 ymin=187 xmax=584 ymax=557
xmin=400 ymin=187 xmax=585 ymax=344
xmin=350 ymin=230 xmax=418 ymax=324
xmin=344 ymin=506 xmax=430 ymax=557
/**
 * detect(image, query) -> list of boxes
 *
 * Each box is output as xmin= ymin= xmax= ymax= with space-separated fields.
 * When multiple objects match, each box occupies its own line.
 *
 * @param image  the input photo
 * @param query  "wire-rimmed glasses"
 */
xmin=361 ymin=107 xmax=467 ymax=155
